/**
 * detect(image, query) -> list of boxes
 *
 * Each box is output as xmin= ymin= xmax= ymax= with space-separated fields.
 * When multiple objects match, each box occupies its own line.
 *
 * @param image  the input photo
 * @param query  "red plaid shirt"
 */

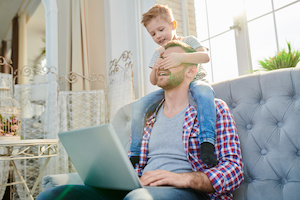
xmin=129 ymin=98 xmax=244 ymax=200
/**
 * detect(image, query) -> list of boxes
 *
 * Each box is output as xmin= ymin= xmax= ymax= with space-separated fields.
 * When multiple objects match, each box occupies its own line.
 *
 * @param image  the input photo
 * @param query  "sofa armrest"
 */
xmin=42 ymin=173 xmax=84 ymax=191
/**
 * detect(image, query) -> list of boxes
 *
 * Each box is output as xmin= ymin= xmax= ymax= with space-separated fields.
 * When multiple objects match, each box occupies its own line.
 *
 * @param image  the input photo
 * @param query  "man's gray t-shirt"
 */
xmin=142 ymin=105 xmax=193 ymax=175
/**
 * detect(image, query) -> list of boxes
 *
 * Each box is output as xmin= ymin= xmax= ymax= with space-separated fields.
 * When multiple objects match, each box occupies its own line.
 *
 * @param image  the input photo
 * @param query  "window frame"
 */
xmin=193 ymin=0 xmax=300 ymax=82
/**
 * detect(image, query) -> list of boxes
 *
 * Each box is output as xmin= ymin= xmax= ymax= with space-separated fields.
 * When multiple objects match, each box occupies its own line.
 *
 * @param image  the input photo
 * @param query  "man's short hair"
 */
xmin=141 ymin=4 xmax=174 ymax=27
xmin=164 ymin=40 xmax=197 ymax=66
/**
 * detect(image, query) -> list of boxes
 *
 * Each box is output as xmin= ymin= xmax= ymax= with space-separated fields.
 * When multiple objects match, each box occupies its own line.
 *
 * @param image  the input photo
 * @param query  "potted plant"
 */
xmin=255 ymin=42 xmax=300 ymax=72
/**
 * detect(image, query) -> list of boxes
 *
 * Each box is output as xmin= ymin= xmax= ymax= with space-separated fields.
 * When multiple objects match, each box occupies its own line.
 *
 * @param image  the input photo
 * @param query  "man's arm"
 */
xmin=140 ymin=170 xmax=215 ymax=193
xmin=200 ymin=99 xmax=244 ymax=195
xmin=159 ymin=46 xmax=210 ymax=70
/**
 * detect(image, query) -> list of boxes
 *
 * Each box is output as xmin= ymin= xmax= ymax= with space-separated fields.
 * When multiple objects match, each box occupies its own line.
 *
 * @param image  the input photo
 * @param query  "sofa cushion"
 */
xmin=211 ymin=68 xmax=300 ymax=200
xmin=42 ymin=173 xmax=83 ymax=191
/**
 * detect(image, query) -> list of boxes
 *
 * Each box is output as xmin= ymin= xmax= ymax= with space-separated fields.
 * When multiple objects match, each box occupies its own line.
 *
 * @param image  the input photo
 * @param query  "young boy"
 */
xmin=130 ymin=4 xmax=217 ymax=167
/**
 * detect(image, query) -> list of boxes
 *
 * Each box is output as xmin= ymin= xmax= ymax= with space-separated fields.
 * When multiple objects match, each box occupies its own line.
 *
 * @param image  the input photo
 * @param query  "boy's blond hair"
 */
xmin=141 ymin=4 xmax=174 ymax=27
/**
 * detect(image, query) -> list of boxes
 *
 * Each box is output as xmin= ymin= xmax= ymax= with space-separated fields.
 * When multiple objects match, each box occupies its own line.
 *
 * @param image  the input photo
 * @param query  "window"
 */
xmin=194 ymin=0 xmax=300 ymax=82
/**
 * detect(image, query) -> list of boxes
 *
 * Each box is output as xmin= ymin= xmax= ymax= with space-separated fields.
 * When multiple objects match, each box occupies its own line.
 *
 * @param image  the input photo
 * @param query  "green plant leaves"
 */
xmin=256 ymin=42 xmax=300 ymax=71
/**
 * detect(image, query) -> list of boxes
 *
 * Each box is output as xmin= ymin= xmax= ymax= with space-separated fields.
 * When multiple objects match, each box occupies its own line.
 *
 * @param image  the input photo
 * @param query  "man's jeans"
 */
xmin=36 ymin=185 xmax=209 ymax=200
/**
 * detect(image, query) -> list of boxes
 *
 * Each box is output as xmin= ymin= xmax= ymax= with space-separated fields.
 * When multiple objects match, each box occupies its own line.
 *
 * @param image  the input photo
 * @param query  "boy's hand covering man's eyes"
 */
xmin=159 ymin=52 xmax=183 ymax=70
xmin=153 ymin=56 xmax=164 ymax=70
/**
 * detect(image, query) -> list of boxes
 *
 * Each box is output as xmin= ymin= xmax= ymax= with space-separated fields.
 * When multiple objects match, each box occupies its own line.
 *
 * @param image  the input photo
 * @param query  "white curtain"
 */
xmin=42 ymin=0 xmax=134 ymax=177
xmin=70 ymin=0 xmax=90 ymax=91
xmin=56 ymin=0 xmax=90 ymax=91
xmin=108 ymin=68 xmax=135 ymax=121
xmin=0 ymin=73 xmax=13 ymax=199
xmin=52 ymin=90 xmax=107 ymax=174
xmin=107 ymin=51 xmax=135 ymax=121
xmin=57 ymin=0 xmax=106 ymax=92
xmin=48 ymin=0 xmax=107 ymax=175
xmin=12 ymin=81 xmax=58 ymax=199
xmin=0 ymin=149 xmax=9 ymax=200
xmin=0 ymin=1 xmax=108 ymax=198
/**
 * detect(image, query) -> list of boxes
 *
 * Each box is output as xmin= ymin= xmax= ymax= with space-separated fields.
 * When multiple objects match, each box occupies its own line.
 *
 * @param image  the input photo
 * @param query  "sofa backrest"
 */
xmin=212 ymin=67 xmax=300 ymax=200
xmin=111 ymin=67 xmax=300 ymax=200
xmin=112 ymin=102 xmax=132 ymax=152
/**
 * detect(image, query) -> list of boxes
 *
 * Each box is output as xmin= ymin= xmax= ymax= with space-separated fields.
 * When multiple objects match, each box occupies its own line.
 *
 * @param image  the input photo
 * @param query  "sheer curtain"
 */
xmin=50 ymin=0 xmax=108 ymax=175
xmin=48 ymin=0 xmax=91 ymax=176
xmin=56 ymin=89 xmax=107 ymax=173
xmin=0 ymin=148 xmax=9 ymax=199
xmin=13 ymin=80 xmax=58 ymax=199
xmin=45 ymin=0 xmax=134 ymax=178
xmin=0 ymin=73 xmax=13 ymax=200
xmin=52 ymin=49 xmax=134 ymax=174
xmin=57 ymin=0 xmax=106 ymax=92
xmin=107 ymin=51 xmax=135 ymax=121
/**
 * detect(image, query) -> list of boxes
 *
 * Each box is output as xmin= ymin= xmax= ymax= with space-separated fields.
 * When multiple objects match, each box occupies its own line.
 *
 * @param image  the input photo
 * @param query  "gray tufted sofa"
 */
xmin=42 ymin=67 xmax=300 ymax=200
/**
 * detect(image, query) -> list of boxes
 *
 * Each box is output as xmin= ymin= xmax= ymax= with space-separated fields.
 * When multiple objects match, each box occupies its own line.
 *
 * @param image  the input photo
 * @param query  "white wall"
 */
xmin=140 ymin=0 xmax=161 ymax=95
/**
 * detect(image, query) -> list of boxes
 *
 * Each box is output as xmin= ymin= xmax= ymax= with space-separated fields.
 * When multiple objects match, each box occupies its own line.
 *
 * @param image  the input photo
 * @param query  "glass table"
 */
xmin=0 ymin=139 xmax=58 ymax=200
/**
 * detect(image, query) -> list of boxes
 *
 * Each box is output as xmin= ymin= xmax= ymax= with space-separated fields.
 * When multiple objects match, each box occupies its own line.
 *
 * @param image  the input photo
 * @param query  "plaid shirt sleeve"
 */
xmin=201 ymin=99 xmax=244 ymax=199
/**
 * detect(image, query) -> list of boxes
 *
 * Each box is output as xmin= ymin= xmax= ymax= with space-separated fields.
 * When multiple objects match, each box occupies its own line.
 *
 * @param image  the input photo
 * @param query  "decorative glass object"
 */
xmin=0 ymin=58 xmax=21 ymax=139
xmin=0 ymin=96 xmax=21 ymax=139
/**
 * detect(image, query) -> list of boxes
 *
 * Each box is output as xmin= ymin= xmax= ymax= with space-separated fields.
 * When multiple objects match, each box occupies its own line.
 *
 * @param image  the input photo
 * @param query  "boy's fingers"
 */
xmin=158 ymin=65 xmax=164 ymax=69
xmin=159 ymin=52 xmax=165 ymax=58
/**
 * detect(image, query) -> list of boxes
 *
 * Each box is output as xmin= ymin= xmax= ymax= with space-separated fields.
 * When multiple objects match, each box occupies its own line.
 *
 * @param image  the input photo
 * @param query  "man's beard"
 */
xmin=157 ymin=66 xmax=187 ymax=90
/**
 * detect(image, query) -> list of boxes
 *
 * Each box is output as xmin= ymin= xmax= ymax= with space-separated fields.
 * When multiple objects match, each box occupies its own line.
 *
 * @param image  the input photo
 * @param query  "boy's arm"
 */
xmin=149 ymin=56 xmax=163 ymax=85
xmin=150 ymin=67 xmax=158 ymax=85
xmin=159 ymin=46 xmax=210 ymax=70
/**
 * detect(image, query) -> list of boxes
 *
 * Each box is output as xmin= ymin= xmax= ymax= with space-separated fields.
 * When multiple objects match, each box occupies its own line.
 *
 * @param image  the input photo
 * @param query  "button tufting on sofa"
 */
xmin=277 ymin=121 xmax=283 ymax=127
xmin=280 ymin=178 xmax=288 ymax=185
xmin=245 ymin=177 xmax=252 ymax=183
xmin=259 ymin=99 xmax=266 ymax=105
xmin=246 ymin=124 xmax=252 ymax=130
xmin=260 ymin=149 xmax=267 ymax=155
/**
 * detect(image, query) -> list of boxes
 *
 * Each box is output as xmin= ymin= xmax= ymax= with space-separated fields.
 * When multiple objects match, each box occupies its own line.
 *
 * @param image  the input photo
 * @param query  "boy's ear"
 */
xmin=172 ymin=21 xmax=177 ymax=30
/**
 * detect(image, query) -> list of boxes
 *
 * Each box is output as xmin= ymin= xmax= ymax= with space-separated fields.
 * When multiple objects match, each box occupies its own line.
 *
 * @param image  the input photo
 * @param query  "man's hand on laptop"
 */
xmin=140 ymin=170 xmax=189 ymax=188
xmin=140 ymin=169 xmax=215 ymax=193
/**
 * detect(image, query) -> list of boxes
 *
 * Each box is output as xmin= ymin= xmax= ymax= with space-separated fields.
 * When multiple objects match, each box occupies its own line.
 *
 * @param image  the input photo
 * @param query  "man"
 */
xmin=126 ymin=41 xmax=243 ymax=200
xmin=37 ymin=41 xmax=243 ymax=200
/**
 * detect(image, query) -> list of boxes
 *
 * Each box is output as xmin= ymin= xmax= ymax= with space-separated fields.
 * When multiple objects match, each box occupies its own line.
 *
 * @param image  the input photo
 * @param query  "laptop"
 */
xmin=58 ymin=124 xmax=142 ymax=191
